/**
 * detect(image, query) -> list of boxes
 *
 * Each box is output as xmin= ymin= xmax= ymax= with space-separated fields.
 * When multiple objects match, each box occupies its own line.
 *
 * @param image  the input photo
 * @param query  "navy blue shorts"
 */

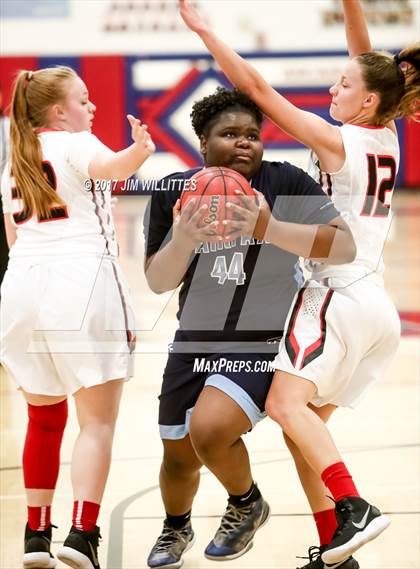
xmin=158 ymin=330 xmax=280 ymax=440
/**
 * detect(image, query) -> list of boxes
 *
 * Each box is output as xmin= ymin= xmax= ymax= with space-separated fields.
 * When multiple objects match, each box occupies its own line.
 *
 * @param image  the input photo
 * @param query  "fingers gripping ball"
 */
xmin=180 ymin=167 xmax=257 ymax=237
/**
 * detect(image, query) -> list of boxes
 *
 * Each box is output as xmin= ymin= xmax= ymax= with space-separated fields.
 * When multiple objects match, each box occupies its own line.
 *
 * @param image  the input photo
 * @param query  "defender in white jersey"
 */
xmin=180 ymin=0 xmax=420 ymax=566
xmin=0 ymin=66 xmax=155 ymax=569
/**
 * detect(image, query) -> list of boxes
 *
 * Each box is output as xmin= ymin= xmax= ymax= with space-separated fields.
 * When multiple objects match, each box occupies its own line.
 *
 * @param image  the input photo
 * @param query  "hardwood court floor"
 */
xmin=1 ymin=191 xmax=419 ymax=569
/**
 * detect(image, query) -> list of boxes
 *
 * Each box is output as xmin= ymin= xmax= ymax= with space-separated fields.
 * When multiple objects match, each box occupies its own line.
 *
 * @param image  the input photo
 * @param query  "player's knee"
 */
xmin=162 ymin=451 xmax=200 ymax=477
xmin=265 ymin=394 xmax=296 ymax=427
xmin=28 ymin=399 xmax=68 ymax=432
xmin=190 ymin=422 xmax=226 ymax=460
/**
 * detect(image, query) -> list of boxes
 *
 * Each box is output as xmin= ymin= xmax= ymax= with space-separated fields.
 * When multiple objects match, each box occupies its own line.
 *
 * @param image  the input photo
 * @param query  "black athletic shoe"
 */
xmin=204 ymin=495 xmax=270 ymax=560
xmin=147 ymin=520 xmax=195 ymax=568
xmin=297 ymin=545 xmax=359 ymax=568
xmin=23 ymin=523 xmax=57 ymax=569
xmin=57 ymin=526 xmax=101 ymax=569
xmin=321 ymin=497 xmax=390 ymax=564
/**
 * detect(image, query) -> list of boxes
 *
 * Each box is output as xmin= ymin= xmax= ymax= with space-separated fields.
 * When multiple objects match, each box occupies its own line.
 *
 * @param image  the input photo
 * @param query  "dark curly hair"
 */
xmin=191 ymin=87 xmax=263 ymax=137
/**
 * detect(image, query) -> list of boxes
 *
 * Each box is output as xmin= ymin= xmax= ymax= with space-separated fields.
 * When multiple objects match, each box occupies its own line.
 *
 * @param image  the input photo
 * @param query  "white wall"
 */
xmin=1 ymin=0 xmax=419 ymax=56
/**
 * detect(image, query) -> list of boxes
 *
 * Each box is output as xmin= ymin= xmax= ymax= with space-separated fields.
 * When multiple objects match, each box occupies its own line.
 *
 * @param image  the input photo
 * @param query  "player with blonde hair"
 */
xmin=1 ymin=65 xmax=155 ymax=569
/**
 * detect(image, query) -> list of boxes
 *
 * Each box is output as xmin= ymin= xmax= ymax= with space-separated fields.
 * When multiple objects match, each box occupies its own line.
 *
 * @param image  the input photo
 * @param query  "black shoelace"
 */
xmin=296 ymin=544 xmax=322 ymax=562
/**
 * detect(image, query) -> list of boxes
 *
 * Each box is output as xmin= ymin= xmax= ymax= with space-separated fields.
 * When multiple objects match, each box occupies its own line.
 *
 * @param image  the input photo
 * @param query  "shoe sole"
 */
xmin=23 ymin=552 xmax=57 ymax=569
xmin=148 ymin=533 xmax=196 ymax=569
xmin=204 ymin=501 xmax=271 ymax=561
xmin=321 ymin=515 xmax=390 ymax=564
xmin=56 ymin=547 xmax=96 ymax=569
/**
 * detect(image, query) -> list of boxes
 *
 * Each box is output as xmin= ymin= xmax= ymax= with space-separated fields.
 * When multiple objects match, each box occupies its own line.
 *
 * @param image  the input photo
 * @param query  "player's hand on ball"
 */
xmin=127 ymin=114 xmax=156 ymax=156
xmin=223 ymin=190 xmax=270 ymax=240
xmin=172 ymin=198 xmax=220 ymax=249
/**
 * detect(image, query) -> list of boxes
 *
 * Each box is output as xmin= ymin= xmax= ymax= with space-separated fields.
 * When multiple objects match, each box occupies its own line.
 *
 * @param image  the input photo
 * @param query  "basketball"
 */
xmin=180 ymin=166 xmax=257 ymax=236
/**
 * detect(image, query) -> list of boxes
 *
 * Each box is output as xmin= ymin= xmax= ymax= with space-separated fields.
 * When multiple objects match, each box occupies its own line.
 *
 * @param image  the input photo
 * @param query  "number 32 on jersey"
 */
xmin=210 ymin=252 xmax=246 ymax=285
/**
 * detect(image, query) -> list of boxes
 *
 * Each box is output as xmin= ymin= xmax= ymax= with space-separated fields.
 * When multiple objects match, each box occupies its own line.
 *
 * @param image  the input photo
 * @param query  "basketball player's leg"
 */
xmin=189 ymin=383 xmax=270 ymax=561
xmin=147 ymin=348 xmax=203 ymax=568
xmin=267 ymin=371 xmax=390 ymax=564
xmin=284 ymin=403 xmax=361 ymax=568
xmin=22 ymin=391 xmax=68 ymax=510
xmin=284 ymin=403 xmax=337 ymax=513
xmin=189 ymin=385 xmax=253 ymax=494
xmin=160 ymin=436 xmax=203 ymax=515
xmin=22 ymin=391 xmax=68 ymax=568
xmin=147 ymin=435 xmax=202 ymax=568
xmin=71 ymin=379 xmax=124 ymax=507
xmin=266 ymin=373 xmax=342 ymax=474
xmin=56 ymin=379 xmax=124 ymax=569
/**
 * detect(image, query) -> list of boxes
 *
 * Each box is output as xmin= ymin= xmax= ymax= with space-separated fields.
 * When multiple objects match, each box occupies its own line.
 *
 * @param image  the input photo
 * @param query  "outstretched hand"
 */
xmin=179 ymin=0 xmax=208 ymax=34
xmin=127 ymin=114 xmax=156 ymax=156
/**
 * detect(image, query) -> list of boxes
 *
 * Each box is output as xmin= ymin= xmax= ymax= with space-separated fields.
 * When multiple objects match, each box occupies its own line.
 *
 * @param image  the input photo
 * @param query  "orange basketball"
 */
xmin=180 ymin=167 xmax=257 ymax=237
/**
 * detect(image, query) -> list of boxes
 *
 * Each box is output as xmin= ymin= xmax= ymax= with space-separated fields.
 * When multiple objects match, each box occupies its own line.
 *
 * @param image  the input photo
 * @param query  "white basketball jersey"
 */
xmin=1 ymin=129 xmax=118 ymax=257
xmin=307 ymin=124 xmax=400 ymax=282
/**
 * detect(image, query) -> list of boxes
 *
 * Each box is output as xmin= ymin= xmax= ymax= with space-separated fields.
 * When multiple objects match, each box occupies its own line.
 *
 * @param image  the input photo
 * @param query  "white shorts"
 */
xmin=0 ymin=255 xmax=136 ymax=396
xmin=273 ymin=277 xmax=400 ymax=408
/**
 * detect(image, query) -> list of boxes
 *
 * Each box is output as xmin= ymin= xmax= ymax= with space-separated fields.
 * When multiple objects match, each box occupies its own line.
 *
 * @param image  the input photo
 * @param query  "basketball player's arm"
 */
xmin=342 ymin=0 xmax=372 ymax=58
xmin=179 ymin=0 xmax=344 ymax=172
xmin=342 ymin=0 xmax=397 ymax=134
xmin=3 ymin=214 xmax=17 ymax=247
xmin=144 ymin=199 xmax=219 ymax=293
xmin=88 ymin=115 xmax=155 ymax=180
xmin=265 ymin=215 xmax=356 ymax=264
xmin=226 ymin=193 xmax=356 ymax=263
xmin=144 ymin=246 xmax=192 ymax=294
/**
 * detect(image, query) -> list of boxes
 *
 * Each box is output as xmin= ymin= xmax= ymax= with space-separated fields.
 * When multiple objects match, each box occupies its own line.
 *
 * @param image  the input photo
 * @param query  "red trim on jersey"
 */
xmin=111 ymin=261 xmax=135 ymax=352
xmin=285 ymin=287 xmax=306 ymax=367
xmin=325 ymin=173 xmax=332 ymax=196
xmin=300 ymin=289 xmax=334 ymax=370
xmin=35 ymin=128 xmax=64 ymax=134
xmin=351 ymin=124 xmax=386 ymax=130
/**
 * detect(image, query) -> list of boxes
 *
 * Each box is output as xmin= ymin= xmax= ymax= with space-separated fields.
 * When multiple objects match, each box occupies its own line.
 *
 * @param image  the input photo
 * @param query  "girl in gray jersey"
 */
xmin=179 ymin=0 xmax=420 ymax=566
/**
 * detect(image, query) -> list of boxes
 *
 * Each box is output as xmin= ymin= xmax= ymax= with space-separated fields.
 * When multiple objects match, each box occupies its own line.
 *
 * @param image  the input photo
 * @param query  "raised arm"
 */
xmin=88 ymin=115 xmax=155 ymax=180
xmin=179 ymin=0 xmax=343 ymax=168
xmin=342 ymin=0 xmax=372 ymax=57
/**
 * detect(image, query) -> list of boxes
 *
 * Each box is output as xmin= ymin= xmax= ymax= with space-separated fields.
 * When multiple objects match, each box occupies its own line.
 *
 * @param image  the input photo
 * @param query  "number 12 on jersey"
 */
xmin=360 ymin=154 xmax=397 ymax=218
xmin=211 ymin=252 xmax=246 ymax=285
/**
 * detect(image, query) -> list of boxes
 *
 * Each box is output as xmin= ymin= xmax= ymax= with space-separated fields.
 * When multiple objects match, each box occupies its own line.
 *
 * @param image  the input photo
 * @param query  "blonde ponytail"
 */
xmin=9 ymin=67 xmax=77 ymax=219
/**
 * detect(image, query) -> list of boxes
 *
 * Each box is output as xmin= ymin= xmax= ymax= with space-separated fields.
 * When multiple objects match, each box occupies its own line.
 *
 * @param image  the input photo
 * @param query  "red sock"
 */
xmin=313 ymin=508 xmax=338 ymax=546
xmin=23 ymin=400 xmax=68 ymax=489
xmin=73 ymin=501 xmax=100 ymax=531
xmin=321 ymin=461 xmax=360 ymax=502
xmin=27 ymin=505 xmax=51 ymax=531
